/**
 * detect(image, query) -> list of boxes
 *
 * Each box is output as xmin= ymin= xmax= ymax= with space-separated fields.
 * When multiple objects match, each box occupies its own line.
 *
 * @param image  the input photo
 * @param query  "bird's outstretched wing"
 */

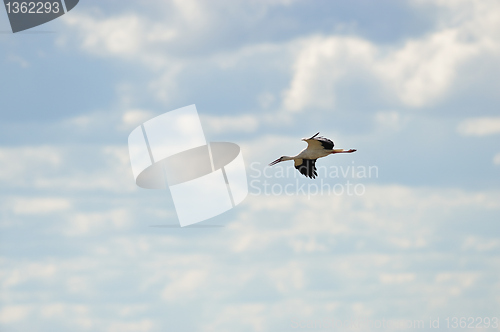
xmin=304 ymin=132 xmax=334 ymax=150
xmin=294 ymin=158 xmax=318 ymax=179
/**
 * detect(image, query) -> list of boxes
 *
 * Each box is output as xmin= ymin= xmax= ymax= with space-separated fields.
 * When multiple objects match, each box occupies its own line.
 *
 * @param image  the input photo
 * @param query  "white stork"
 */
xmin=268 ymin=132 xmax=356 ymax=179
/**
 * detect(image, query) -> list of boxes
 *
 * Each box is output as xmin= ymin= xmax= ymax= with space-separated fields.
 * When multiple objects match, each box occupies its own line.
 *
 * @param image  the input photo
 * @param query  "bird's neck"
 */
xmin=282 ymin=156 xmax=296 ymax=161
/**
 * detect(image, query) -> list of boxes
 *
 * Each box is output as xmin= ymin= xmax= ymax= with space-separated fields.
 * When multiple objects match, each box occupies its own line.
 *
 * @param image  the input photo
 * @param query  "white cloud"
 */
xmin=457 ymin=117 xmax=500 ymax=136
xmin=462 ymin=236 xmax=500 ymax=252
xmin=494 ymin=153 xmax=500 ymax=165
xmin=205 ymin=303 xmax=268 ymax=332
xmin=7 ymin=54 xmax=30 ymax=68
xmin=268 ymin=262 xmax=305 ymax=292
xmin=201 ymin=114 xmax=259 ymax=134
xmin=55 ymin=0 xmax=500 ymax=116
xmin=106 ymin=320 xmax=155 ymax=332
xmin=121 ymin=109 xmax=155 ymax=130
xmin=161 ymin=269 xmax=208 ymax=301
xmin=0 ymin=145 xmax=136 ymax=192
xmin=375 ymin=29 xmax=478 ymax=107
xmin=374 ymin=111 xmax=408 ymax=132
xmin=1 ymin=184 xmax=499 ymax=330
xmin=62 ymin=14 xmax=160 ymax=61
xmin=59 ymin=0 xmax=499 ymax=113
xmin=59 ymin=4 xmax=296 ymax=107
xmin=282 ymin=29 xmax=481 ymax=111
xmin=170 ymin=0 xmax=210 ymax=30
xmin=224 ymin=185 xmax=497 ymax=256
xmin=434 ymin=272 xmax=479 ymax=296
xmin=0 ymin=305 xmax=31 ymax=323
xmin=0 ymin=146 xmax=62 ymax=186
xmin=283 ymin=36 xmax=375 ymax=112
xmin=11 ymin=197 xmax=71 ymax=215
xmin=283 ymin=0 xmax=500 ymax=111
xmin=379 ymin=273 xmax=416 ymax=284
xmin=40 ymin=303 xmax=65 ymax=318
xmin=146 ymin=65 xmax=184 ymax=103
xmin=2 ymin=262 xmax=56 ymax=288
xmin=63 ymin=208 xmax=132 ymax=236
xmin=60 ymin=10 xmax=182 ymax=103
xmin=258 ymin=92 xmax=276 ymax=109
xmin=61 ymin=109 xmax=154 ymax=133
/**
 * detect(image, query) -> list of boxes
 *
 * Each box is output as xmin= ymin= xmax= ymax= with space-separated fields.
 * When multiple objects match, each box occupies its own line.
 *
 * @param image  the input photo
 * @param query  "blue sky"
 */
xmin=1 ymin=0 xmax=500 ymax=331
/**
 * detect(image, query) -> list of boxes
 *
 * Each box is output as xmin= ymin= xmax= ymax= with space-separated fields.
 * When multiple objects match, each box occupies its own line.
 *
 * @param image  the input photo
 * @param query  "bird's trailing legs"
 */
xmin=331 ymin=149 xmax=357 ymax=154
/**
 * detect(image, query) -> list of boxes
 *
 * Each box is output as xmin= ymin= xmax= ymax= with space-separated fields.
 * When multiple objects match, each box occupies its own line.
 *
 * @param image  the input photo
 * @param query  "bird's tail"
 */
xmin=330 ymin=149 xmax=357 ymax=154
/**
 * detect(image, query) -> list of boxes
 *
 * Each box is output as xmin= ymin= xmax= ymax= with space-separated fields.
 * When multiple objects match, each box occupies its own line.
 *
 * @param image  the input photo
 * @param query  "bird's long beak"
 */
xmin=269 ymin=158 xmax=281 ymax=166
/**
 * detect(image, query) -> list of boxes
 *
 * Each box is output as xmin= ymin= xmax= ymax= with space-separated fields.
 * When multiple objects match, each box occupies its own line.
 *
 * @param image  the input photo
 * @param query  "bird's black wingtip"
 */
xmin=310 ymin=132 xmax=320 ymax=139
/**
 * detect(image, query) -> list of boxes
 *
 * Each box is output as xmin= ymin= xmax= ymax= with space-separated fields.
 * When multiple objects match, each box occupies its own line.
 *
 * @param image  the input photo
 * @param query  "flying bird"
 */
xmin=268 ymin=132 xmax=356 ymax=179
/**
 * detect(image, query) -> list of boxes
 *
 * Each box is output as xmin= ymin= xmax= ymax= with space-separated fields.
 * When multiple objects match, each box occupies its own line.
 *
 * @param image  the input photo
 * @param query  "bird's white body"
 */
xmin=269 ymin=132 xmax=356 ymax=179
xmin=295 ymin=147 xmax=331 ymax=160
